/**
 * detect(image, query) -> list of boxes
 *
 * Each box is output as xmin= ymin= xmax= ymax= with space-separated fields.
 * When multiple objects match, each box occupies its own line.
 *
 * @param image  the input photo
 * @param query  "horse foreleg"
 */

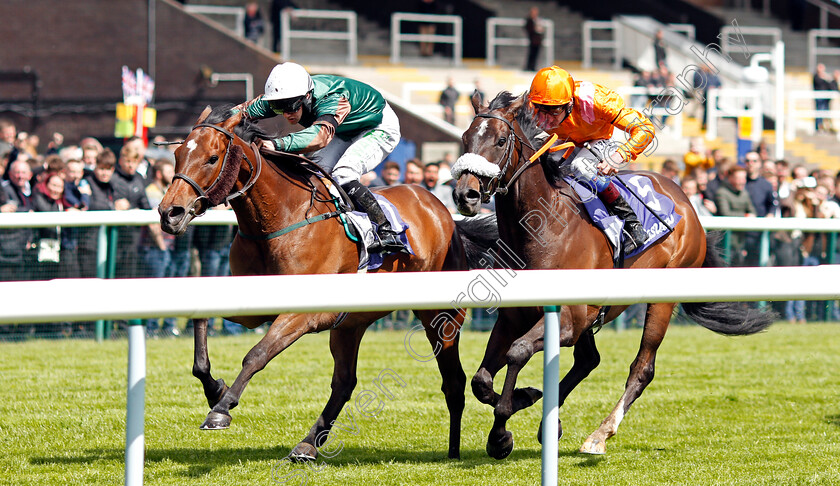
xmin=290 ymin=323 xmax=367 ymax=462
xmin=487 ymin=318 xmax=544 ymax=460
xmin=537 ymin=326 xmax=601 ymax=444
xmin=471 ymin=307 xmax=537 ymax=408
xmin=201 ymin=312 xmax=324 ymax=431
xmin=580 ymin=302 xmax=673 ymax=455
xmin=191 ymin=317 xmax=228 ymax=408
xmin=416 ymin=309 xmax=467 ymax=460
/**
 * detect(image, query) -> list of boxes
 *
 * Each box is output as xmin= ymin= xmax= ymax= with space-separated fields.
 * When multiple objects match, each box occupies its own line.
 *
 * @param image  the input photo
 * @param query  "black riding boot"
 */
xmin=342 ymin=181 xmax=407 ymax=254
xmin=601 ymin=193 xmax=648 ymax=254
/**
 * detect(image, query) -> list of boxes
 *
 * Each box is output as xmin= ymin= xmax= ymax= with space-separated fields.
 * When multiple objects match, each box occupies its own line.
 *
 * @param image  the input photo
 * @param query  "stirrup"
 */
xmin=371 ymin=229 xmax=408 ymax=254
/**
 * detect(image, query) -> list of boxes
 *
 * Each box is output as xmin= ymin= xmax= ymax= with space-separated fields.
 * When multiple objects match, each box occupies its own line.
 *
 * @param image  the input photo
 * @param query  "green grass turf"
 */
xmin=1 ymin=322 xmax=839 ymax=485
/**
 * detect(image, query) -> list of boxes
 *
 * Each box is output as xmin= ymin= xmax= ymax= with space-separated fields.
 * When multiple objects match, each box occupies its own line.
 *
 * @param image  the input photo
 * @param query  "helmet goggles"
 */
xmin=269 ymin=96 xmax=305 ymax=114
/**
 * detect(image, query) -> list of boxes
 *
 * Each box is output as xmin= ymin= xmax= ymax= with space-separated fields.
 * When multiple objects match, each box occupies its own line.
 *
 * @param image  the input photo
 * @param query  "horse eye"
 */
xmin=207 ymin=155 xmax=219 ymax=165
xmin=497 ymin=137 xmax=506 ymax=147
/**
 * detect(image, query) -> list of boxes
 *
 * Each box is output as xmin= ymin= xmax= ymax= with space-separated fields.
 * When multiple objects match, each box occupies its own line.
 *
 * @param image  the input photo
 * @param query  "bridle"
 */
xmin=471 ymin=112 xmax=537 ymax=202
xmin=173 ymin=122 xmax=262 ymax=216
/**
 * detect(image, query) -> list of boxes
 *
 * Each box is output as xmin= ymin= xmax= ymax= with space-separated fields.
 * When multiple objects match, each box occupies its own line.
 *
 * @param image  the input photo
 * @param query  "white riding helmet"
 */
xmin=263 ymin=62 xmax=314 ymax=101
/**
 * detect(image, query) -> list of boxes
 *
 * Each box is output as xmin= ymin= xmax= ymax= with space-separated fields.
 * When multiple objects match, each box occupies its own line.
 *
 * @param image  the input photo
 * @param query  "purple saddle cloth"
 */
xmin=349 ymin=193 xmax=414 ymax=270
xmin=565 ymin=174 xmax=681 ymax=258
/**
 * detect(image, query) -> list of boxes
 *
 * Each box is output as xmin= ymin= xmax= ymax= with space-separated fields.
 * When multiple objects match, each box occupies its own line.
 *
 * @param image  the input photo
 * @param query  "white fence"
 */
xmin=616 ymin=86 xmax=684 ymax=139
xmin=485 ymin=17 xmax=554 ymax=68
xmin=184 ymin=5 xmax=245 ymax=37
xmin=786 ymin=90 xmax=840 ymax=140
xmin=280 ymin=9 xmax=357 ymax=64
xmin=808 ymin=29 xmax=840 ymax=74
xmin=390 ymin=12 xmax=463 ymax=66
xmin=3 ymin=209 xmax=840 ymax=486
xmin=720 ymin=25 xmax=781 ymax=64
xmin=705 ymin=88 xmax=764 ymax=141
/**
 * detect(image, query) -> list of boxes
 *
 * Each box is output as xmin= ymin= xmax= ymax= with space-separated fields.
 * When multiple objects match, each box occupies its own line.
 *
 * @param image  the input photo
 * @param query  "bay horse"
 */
xmin=452 ymin=92 xmax=775 ymax=457
xmin=158 ymin=105 xmax=496 ymax=461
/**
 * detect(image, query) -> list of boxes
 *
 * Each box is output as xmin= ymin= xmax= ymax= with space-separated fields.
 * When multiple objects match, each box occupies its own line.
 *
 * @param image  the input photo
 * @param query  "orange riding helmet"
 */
xmin=529 ymin=66 xmax=575 ymax=107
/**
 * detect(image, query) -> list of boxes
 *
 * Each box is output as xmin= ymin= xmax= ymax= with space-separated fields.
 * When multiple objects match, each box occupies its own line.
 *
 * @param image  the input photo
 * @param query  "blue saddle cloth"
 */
xmin=565 ymin=174 xmax=682 ymax=258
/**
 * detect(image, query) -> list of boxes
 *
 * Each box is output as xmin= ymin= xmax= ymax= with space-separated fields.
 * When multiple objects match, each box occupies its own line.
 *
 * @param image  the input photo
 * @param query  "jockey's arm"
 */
xmin=611 ymin=108 xmax=655 ymax=165
xmin=273 ymin=94 xmax=352 ymax=154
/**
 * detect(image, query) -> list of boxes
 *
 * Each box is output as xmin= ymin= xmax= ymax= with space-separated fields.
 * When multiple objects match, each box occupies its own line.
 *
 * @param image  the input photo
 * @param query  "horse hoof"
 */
xmin=200 ymin=411 xmax=232 ymax=430
xmin=536 ymin=419 xmax=563 ymax=444
xmin=289 ymin=442 xmax=318 ymax=462
xmin=486 ymin=430 xmax=514 ymax=460
xmin=579 ymin=437 xmax=606 ymax=455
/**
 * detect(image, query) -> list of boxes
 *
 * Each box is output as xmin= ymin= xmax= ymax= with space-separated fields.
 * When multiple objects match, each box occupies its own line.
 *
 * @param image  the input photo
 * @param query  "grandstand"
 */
xmin=4 ymin=0 xmax=840 ymax=170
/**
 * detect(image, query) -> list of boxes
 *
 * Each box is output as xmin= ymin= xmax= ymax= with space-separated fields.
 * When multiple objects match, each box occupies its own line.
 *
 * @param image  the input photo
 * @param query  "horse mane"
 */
xmin=487 ymin=91 xmax=542 ymax=149
xmin=204 ymin=104 xmax=270 ymax=144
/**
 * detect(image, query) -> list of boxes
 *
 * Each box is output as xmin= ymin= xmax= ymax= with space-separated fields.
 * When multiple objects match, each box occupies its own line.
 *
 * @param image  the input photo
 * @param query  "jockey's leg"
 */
xmin=568 ymin=143 xmax=648 ymax=254
xmin=333 ymin=103 xmax=405 ymax=254
xmin=341 ymin=180 xmax=407 ymax=253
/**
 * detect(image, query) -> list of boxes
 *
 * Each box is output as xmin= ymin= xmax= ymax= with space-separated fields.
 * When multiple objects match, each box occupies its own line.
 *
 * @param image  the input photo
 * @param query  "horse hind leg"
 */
xmin=191 ymin=317 xmax=228 ymax=409
xmin=414 ymin=309 xmax=467 ymax=460
xmin=580 ymin=302 xmax=673 ymax=455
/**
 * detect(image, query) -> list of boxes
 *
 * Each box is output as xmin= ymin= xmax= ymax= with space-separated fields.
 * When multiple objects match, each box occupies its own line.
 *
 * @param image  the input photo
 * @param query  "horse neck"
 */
xmin=228 ymin=145 xmax=315 ymax=236
xmin=495 ymin=152 xmax=578 ymax=255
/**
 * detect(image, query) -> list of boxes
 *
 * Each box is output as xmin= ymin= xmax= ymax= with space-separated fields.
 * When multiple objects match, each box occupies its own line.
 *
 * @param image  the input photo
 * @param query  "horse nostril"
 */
xmin=164 ymin=205 xmax=186 ymax=224
xmin=465 ymin=189 xmax=481 ymax=202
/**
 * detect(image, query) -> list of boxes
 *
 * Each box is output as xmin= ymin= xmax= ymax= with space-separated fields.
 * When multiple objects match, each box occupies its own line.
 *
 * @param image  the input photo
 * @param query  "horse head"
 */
xmin=452 ymin=91 xmax=538 ymax=216
xmin=160 ymin=105 xmax=260 ymax=235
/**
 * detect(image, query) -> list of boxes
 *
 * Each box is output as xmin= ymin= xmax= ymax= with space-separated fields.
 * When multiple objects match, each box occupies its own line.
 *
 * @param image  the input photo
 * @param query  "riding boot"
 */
xmin=598 ymin=183 xmax=648 ymax=254
xmin=342 ymin=181 xmax=408 ymax=254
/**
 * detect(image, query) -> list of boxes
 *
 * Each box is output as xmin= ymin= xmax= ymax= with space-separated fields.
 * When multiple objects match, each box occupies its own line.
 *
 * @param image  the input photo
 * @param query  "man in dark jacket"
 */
xmin=110 ymin=143 xmax=152 ymax=278
xmin=0 ymin=160 xmax=34 ymax=281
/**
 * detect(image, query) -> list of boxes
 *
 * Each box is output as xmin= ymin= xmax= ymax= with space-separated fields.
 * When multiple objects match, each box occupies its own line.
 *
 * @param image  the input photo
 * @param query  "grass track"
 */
xmin=1 ymin=323 xmax=839 ymax=485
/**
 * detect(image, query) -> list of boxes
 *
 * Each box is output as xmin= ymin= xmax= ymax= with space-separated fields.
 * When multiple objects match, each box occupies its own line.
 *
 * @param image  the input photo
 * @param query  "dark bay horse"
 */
xmin=158 ymin=105 xmax=495 ymax=461
xmin=452 ymin=92 xmax=775 ymax=457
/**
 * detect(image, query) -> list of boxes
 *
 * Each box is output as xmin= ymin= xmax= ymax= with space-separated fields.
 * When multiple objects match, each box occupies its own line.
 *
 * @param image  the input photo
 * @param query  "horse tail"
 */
xmin=680 ymin=231 xmax=777 ymax=335
xmin=454 ymin=213 xmax=500 ymax=269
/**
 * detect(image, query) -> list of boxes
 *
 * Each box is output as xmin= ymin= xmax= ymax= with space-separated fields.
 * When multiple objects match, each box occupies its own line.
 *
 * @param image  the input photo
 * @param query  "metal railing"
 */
xmin=705 ymin=88 xmax=764 ymax=141
xmin=184 ymin=5 xmax=245 ymax=37
xmin=616 ymin=86 xmax=684 ymax=139
xmin=808 ymin=29 xmax=840 ymax=75
xmin=390 ymin=13 xmax=463 ymax=66
xmin=719 ymin=25 xmax=781 ymax=64
xmin=280 ymin=9 xmax=357 ymax=64
xmin=485 ymin=17 xmax=554 ymax=68
xmin=786 ymin=89 xmax=840 ymax=140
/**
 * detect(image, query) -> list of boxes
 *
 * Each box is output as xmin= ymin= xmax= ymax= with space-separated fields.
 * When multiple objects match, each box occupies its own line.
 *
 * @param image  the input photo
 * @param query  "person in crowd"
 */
xmin=271 ymin=0 xmax=297 ymax=52
xmin=75 ymin=149 xmax=120 ymax=279
xmin=142 ymin=158 xmax=186 ymax=337
xmin=381 ymin=161 xmax=401 ymax=186
xmin=683 ymin=137 xmax=715 ymax=180
xmin=403 ymin=158 xmax=424 ymax=184
xmin=79 ymin=137 xmax=104 ymax=170
xmin=110 ymin=142 xmax=152 ymax=278
xmin=715 ymin=165 xmax=756 ymax=266
xmin=421 ymin=161 xmax=456 ymax=212
xmin=237 ymin=62 xmax=405 ymax=254
xmin=0 ymin=160 xmax=34 ymax=282
xmin=416 ymin=0 xmax=438 ymax=57
xmin=524 ymin=6 xmax=545 ymax=71
xmin=653 ymin=29 xmax=667 ymax=69
xmin=812 ymin=63 xmax=836 ymax=133
xmin=244 ymin=1 xmax=265 ymax=45
xmin=743 ymin=151 xmax=779 ymax=266
xmin=660 ymin=158 xmax=681 ymax=184
xmin=693 ymin=64 xmax=721 ymax=131
xmin=30 ymin=172 xmax=67 ymax=281
xmin=439 ymin=77 xmax=459 ymax=125
xmin=682 ymin=177 xmax=712 ymax=217
xmin=689 ymin=167 xmax=717 ymax=215
xmin=0 ymin=119 xmax=16 ymax=158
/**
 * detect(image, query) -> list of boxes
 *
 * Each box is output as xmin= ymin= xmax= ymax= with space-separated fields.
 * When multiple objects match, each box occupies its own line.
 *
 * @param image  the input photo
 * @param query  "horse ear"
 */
xmin=222 ymin=109 xmax=244 ymax=131
xmin=197 ymin=106 xmax=212 ymax=123
xmin=471 ymin=91 xmax=486 ymax=114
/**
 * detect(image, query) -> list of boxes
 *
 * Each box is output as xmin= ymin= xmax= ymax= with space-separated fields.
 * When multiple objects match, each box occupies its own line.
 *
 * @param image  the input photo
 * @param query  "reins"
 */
xmin=173 ymin=122 xmax=261 ymax=216
xmin=472 ymin=112 xmax=537 ymax=200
